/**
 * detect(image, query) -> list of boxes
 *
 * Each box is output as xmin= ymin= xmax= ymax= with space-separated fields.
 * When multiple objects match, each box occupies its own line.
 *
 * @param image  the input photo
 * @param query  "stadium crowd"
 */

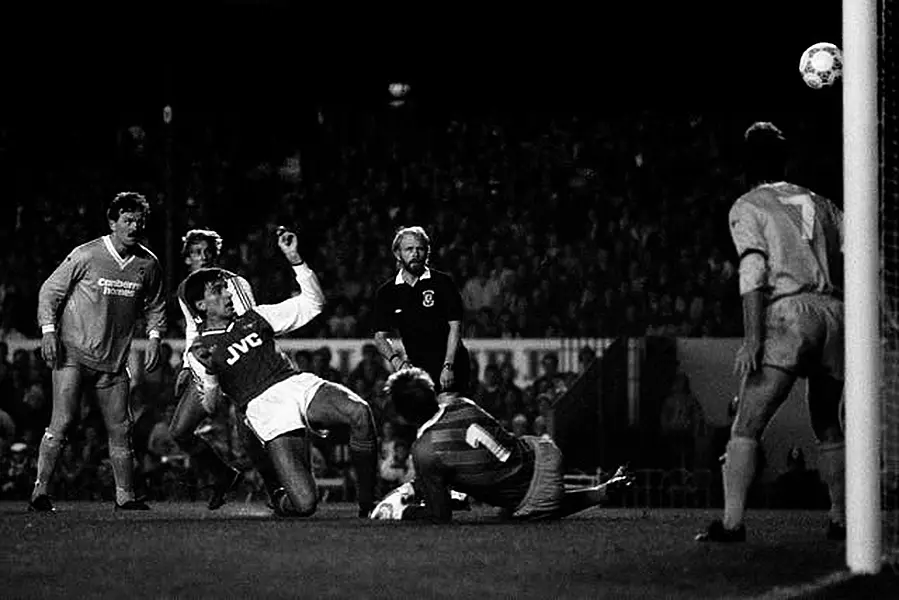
xmin=0 ymin=104 xmax=839 ymax=504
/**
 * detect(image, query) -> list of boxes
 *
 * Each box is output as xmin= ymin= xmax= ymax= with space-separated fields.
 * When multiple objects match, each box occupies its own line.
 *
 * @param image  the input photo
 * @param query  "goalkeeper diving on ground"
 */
xmin=371 ymin=367 xmax=633 ymax=522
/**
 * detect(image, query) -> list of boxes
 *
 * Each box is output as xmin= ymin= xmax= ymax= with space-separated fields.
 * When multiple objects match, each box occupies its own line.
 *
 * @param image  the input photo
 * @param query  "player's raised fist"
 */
xmin=275 ymin=226 xmax=304 ymax=265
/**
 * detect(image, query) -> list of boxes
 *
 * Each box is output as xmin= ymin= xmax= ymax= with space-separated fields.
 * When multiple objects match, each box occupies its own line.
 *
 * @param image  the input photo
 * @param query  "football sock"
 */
xmin=722 ymin=436 xmax=758 ymax=530
xmin=817 ymin=441 xmax=846 ymax=525
xmin=108 ymin=443 xmax=136 ymax=504
xmin=349 ymin=438 xmax=377 ymax=508
xmin=32 ymin=429 xmax=65 ymax=499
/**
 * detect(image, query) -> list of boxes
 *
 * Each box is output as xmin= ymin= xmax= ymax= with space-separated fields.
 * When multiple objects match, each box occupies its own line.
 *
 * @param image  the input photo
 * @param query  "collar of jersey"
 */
xmin=395 ymin=268 xmax=431 ymax=286
xmin=416 ymin=395 xmax=477 ymax=439
xmin=201 ymin=322 xmax=235 ymax=335
xmin=102 ymin=235 xmax=136 ymax=270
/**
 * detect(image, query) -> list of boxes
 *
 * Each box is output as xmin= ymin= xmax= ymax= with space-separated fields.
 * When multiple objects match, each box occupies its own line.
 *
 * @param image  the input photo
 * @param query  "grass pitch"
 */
xmin=1 ymin=502 xmax=895 ymax=599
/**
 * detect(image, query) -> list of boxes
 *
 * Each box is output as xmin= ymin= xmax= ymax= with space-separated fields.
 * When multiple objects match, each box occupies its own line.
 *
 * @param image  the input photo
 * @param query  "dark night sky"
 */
xmin=5 ymin=3 xmax=843 ymax=105
xmin=0 ymin=0 xmax=844 ymax=147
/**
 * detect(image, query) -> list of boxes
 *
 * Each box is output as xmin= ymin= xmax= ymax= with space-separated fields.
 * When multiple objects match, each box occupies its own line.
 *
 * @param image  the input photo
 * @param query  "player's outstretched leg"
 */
xmin=266 ymin=431 xmax=318 ymax=517
xmin=550 ymin=466 xmax=635 ymax=519
xmin=168 ymin=385 xmax=240 ymax=510
xmin=30 ymin=366 xmax=83 ymax=512
xmin=306 ymin=383 xmax=378 ymax=517
xmin=696 ymin=367 xmax=794 ymax=542
xmin=97 ymin=374 xmax=149 ymax=510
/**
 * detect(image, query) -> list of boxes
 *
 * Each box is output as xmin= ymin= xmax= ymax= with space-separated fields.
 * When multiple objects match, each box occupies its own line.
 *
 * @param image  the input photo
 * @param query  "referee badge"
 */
xmin=422 ymin=290 xmax=435 ymax=307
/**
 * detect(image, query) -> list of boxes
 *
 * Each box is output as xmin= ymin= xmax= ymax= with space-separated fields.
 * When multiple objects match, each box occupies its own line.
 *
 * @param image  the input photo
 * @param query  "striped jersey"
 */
xmin=37 ymin=235 xmax=167 ymax=372
xmin=412 ymin=396 xmax=535 ymax=509
xmin=177 ymin=268 xmax=256 ymax=365
xmin=188 ymin=264 xmax=324 ymax=407
xmin=729 ymin=182 xmax=843 ymax=301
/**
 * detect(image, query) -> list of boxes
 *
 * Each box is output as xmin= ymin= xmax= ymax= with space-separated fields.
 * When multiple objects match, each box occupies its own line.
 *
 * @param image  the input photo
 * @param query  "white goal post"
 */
xmin=843 ymin=0 xmax=881 ymax=575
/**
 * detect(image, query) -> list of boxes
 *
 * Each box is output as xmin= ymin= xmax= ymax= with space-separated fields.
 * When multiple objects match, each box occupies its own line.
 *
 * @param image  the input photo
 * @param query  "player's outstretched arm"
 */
xmin=254 ymin=228 xmax=325 ymax=335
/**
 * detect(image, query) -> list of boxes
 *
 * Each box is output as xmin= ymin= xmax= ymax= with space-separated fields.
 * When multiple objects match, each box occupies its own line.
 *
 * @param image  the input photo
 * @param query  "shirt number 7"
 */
xmin=465 ymin=424 xmax=511 ymax=462
xmin=779 ymin=194 xmax=816 ymax=241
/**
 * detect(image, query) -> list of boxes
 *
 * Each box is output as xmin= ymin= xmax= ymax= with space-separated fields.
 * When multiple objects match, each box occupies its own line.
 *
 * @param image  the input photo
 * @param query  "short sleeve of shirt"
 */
xmin=729 ymin=200 xmax=769 ymax=260
xmin=441 ymin=273 xmax=464 ymax=322
xmin=371 ymin=282 xmax=393 ymax=334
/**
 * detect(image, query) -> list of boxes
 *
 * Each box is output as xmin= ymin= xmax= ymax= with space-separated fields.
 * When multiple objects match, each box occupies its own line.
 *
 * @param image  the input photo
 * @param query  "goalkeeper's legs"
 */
xmin=169 ymin=385 xmax=240 ymax=509
xmin=698 ymin=367 xmax=795 ymax=541
xmin=808 ymin=374 xmax=846 ymax=539
xmin=266 ymin=431 xmax=317 ymax=517
xmin=306 ymin=383 xmax=378 ymax=517
xmin=30 ymin=366 xmax=83 ymax=511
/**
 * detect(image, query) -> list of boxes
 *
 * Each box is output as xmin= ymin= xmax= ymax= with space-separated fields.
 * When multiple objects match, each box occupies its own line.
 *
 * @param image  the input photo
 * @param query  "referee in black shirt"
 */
xmin=373 ymin=225 xmax=471 ymax=396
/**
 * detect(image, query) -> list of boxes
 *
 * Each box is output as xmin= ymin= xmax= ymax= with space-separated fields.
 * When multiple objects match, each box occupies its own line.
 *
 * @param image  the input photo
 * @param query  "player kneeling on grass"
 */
xmin=371 ymin=367 xmax=633 ymax=522
xmin=184 ymin=228 xmax=378 ymax=518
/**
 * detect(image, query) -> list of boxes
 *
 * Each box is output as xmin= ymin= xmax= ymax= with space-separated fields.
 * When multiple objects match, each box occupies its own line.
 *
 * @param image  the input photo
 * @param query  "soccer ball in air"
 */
xmin=799 ymin=42 xmax=843 ymax=89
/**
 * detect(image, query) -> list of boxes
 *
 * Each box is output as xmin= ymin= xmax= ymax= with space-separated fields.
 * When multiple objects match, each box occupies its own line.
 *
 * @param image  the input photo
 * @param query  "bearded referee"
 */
xmin=373 ymin=226 xmax=471 ymax=396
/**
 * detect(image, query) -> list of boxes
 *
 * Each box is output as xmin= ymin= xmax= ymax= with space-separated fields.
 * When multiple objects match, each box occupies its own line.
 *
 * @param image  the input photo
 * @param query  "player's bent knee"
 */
xmin=42 ymin=429 xmax=68 ymax=447
xmin=106 ymin=420 xmax=133 ymax=445
xmin=282 ymin=491 xmax=318 ymax=516
xmin=346 ymin=397 xmax=375 ymax=433
xmin=47 ymin=414 xmax=75 ymax=436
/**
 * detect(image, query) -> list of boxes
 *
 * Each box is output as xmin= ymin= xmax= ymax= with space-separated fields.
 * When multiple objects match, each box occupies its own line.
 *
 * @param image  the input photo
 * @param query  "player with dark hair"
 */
xmin=373 ymin=225 xmax=471 ymax=395
xmin=31 ymin=192 xmax=167 ymax=512
xmin=696 ymin=122 xmax=846 ymax=543
xmin=185 ymin=229 xmax=378 ymax=518
xmin=370 ymin=367 xmax=632 ymax=522
xmin=170 ymin=228 xmax=281 ymax=510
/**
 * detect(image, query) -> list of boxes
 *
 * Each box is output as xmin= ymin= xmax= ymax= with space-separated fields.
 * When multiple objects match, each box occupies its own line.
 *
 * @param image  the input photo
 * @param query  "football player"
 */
xmin=696 ymin=122 xmax=846 ymax=543
xmin=169 ymin=228 xmax=282 ymax=511
xmin=184 ymin=228 xmax=378 ymax=518
xmin=32 ymin=192 xmax=167 ymax=512
xmin=371 ymin=367 xmax=632 ymax=522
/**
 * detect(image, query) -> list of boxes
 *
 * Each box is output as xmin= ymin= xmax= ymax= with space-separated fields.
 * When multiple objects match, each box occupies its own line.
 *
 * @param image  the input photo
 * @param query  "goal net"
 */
xmin=880 ymin=0 xmax=899 ymax=567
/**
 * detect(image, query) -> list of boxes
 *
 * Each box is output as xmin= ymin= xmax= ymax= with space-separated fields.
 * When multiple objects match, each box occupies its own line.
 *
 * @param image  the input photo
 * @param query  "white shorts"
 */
xmin=244 ymin=373 xmax=327 ymax=443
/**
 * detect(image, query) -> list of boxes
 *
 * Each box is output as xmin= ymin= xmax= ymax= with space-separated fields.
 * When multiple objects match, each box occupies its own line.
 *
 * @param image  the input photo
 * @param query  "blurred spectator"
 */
xmin=378 ymin=437 xmax=415 ymax=495
xmin=473 ymin=364 xmax=504 ymax=419
xmin=510 ymin=414 xmax=529 ymax=437
xmin=347 ymin=343 xmax=390 ymax=402
xmin=312 ymin=347 xmax=343 ymax=383
xmin=659 ymin=371 xmax=705 ymax=470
